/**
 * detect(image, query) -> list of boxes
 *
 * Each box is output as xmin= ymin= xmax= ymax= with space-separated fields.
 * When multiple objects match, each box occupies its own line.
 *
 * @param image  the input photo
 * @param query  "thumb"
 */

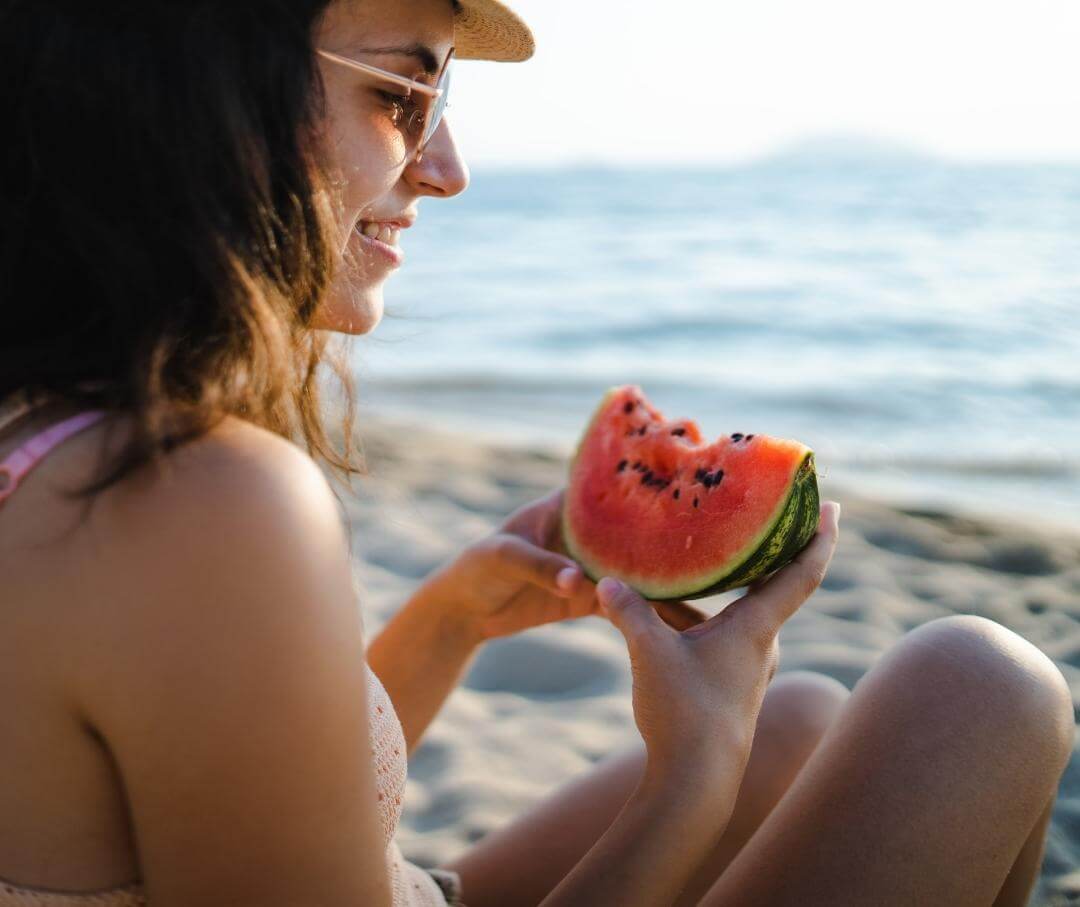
xmin=597 ymin=578 xmax=667 ymax=650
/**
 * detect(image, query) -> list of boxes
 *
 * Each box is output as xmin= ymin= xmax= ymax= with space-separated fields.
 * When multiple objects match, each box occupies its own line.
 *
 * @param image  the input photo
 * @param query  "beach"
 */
xmin=344 ymin=414 xmax=1080 ymax=906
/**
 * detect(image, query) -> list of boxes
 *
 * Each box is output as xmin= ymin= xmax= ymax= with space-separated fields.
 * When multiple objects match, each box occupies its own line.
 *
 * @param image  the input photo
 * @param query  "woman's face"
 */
xmin=314 ymin=0 xmax=468 ymax=334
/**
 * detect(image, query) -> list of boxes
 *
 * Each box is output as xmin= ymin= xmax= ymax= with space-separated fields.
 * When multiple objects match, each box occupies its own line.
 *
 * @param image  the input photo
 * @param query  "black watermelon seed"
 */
xmin=638 ymin=426 xmax=647 ymax=436
xmin=693 ymin=497 xmax=699 ymax=508
xmin=694 ymin=468 xmax=706 ymax=482
xmin=731 ymin=433 xmax=744 ymax=442
xmin=714 ymin=469 xmax=725 ymax=483
xmin=673 ymin=488 xmax=680 ymax=500
xmin=632 ymin=460 xmax=641 ymax=469
xmin=623 ymin=401 xmax=634 ymax=414
xmin=617 ymin=459 xmax=628 ymax=472
xmin=641 ymin=470 xmax=654 ymax=484
xmin=745 ymin=434 xmax=754 ymax=441
xmin=671 ymin=427 xmax=686 ymax=436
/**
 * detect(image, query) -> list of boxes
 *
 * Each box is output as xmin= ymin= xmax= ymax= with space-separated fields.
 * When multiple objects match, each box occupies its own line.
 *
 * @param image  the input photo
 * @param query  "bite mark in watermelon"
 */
xmin=562 ymin=386 xmax=820 ymax=601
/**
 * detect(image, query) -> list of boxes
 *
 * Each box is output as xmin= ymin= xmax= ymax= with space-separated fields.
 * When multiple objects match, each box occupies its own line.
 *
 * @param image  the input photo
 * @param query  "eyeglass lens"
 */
xmin=419 ymin=63 xmax=452 ymax=154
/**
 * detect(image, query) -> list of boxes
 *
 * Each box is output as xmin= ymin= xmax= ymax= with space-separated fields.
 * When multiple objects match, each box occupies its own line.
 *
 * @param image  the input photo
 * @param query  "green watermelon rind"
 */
xmin=681 ymin=452 xmax=820 ymax=600
xmin=561 ymin=390 xmax=821 ymax=601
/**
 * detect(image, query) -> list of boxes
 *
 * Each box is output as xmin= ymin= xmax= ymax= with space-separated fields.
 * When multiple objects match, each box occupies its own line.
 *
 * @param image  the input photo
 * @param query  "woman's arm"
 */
xmin=77 ymin=423 xmax=393 ymax=907
xmin=542 ymin=506 xmax=841 ymax=906
xmin=367 ymin=491 xmax=597 ymax=752
xmin=365 ymin=581 xmax=483 ymax=753
xmin=367 ymin=489 xmax=725 ymax=753
xmin=541 ymin=754 xmax=746 ymax=907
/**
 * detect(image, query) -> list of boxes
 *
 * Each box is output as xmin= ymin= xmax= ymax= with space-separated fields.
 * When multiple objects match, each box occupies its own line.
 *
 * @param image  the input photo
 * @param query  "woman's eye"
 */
xmin=377 ymin=90 xmax=409 ymax=124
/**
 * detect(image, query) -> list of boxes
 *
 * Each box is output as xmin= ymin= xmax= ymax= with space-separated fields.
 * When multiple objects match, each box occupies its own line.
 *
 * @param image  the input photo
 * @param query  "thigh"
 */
xmin=698 ymin=617 xmax=1073 ymax=907
xmin=447 ymin=671 xmax=847 ymax=907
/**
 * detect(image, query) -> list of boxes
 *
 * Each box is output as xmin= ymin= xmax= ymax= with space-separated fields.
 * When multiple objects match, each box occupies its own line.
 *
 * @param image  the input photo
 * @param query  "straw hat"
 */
xmin=455 ymin=0 xmax=535 ymax=62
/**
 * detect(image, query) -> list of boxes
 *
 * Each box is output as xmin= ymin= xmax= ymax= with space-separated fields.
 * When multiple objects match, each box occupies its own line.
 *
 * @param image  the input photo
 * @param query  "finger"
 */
xmin=487 ymin=534 xmax=582 ymax=597
xmin=597 ymin=578 xmax=669 ymax=650
xmin=653 ymin=599 xmax=708 ymax=631
xmin=737 ymin=500 xmax=841 ymax=636
xmin=561 ymin=575 xmax=600 ymax=620
xmin=501 ymin=488 xmax=565 ymax=543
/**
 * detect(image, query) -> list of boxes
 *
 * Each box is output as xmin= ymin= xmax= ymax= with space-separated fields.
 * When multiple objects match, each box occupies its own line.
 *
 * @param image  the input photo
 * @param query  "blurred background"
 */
xmin=353 ymin=0 xmax=1080 ymax=529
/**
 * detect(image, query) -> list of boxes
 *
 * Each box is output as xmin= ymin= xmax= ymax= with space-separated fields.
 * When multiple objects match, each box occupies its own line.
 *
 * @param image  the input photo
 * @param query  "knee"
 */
xmin=753 ymin=671 xmax=849 ymax=777
xmin=874 ymin=615 xmax=1075 ymax=776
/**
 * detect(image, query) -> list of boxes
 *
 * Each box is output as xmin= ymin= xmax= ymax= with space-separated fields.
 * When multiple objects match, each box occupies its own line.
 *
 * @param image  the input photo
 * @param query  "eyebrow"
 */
xmin=350 ymin=43 xmax=441 ymax=75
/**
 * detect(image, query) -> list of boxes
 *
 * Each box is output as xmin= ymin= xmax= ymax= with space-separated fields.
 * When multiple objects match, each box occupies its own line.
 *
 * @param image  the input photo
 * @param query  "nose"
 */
xmin=404 ymin=119 xmax=470 ymax=198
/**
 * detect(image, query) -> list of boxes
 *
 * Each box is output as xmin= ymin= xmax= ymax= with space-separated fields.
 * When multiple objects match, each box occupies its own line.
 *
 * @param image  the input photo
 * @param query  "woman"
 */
xmin=0 ymin=1 xmax=1072 ymax=905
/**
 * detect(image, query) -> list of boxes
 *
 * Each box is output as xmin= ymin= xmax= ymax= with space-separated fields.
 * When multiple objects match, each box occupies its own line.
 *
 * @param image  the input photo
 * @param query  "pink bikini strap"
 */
xmin=0 ymin=411 xmax=107 ymax=504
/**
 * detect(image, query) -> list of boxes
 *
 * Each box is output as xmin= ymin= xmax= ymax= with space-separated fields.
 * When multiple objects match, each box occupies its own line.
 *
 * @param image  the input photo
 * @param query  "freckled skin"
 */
xmin=312 ymin=0 xmax=469 ymax=335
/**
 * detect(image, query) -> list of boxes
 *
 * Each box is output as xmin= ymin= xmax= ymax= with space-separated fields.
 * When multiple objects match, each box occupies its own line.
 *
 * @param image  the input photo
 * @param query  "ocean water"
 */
xmin=353 ymin=155 xmax=1080 ymax=530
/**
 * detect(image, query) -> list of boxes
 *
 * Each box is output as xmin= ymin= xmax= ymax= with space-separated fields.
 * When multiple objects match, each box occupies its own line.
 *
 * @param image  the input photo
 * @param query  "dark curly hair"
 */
xmin=0 ymin=0 xmax=362 ymax=493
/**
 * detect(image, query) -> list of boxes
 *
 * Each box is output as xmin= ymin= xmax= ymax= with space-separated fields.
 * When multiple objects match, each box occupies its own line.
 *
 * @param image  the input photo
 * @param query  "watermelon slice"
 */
xmin=562 ymin=386 xmax=820 ymax=601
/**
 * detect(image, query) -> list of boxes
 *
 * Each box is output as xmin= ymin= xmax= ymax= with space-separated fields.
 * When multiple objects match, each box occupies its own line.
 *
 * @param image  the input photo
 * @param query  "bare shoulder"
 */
xmin=69 ymin=417 xmax=389 ymax=904
xmin=73 ymin=416 xmax=361 ymax=722
xmin=97 ymin=414 xmax=343 ymax=545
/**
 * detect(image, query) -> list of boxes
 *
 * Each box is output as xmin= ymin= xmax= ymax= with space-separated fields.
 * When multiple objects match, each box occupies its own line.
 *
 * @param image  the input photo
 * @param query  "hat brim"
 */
xmin=454 ymin=0 xmax=535 ymax=63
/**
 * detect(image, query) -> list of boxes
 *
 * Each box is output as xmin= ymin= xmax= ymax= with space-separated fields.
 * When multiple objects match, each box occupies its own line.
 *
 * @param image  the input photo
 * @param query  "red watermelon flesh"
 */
xmin=562 ymin=386 xmax=820 ymax=600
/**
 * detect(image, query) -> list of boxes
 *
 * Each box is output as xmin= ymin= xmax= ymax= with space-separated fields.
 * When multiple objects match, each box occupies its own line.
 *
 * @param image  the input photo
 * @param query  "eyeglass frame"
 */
xmin=316 ymin=47 xmax=454 ymax=163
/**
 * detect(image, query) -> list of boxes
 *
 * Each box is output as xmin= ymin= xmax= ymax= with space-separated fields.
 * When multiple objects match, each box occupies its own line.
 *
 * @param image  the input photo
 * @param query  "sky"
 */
xmin=449 ymin=0 xmax=1080 ymax=167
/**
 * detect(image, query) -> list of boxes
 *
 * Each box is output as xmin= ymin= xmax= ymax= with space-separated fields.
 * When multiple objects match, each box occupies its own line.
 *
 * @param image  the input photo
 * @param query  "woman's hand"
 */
xmin=417 ymin=489 xmax=600 ymax=643
xmin=598 ymin=501 xmax=841 ymax=786
xmin=415 ymin=485 xmax=758 ymax=645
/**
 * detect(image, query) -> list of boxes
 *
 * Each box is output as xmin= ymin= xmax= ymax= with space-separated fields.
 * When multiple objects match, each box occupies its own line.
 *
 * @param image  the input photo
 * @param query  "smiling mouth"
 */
xmin=356 ymin=221 xmax=401 ymax=246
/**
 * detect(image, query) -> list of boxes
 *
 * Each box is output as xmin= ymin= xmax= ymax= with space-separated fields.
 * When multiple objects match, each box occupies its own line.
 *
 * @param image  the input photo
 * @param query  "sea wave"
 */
xmin=362 ymin=371 xmax=1080 ymax=417
xmin=831 ymin=454 xmax=1078 ymax=481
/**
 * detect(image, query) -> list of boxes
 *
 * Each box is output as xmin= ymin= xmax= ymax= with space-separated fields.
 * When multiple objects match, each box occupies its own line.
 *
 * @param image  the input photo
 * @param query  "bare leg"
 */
xmin=993 ymin=799 xmax=1054 ymax=907
xmin=700 ymin=616 xmax=1074 ymax=907
xmin=448 ymin=671 xmax=849 ymax=907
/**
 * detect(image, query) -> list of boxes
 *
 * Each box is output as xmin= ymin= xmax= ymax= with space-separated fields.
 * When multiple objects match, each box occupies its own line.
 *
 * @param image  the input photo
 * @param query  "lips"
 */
xmin=353 ymin=217 xmax=410 ymax=267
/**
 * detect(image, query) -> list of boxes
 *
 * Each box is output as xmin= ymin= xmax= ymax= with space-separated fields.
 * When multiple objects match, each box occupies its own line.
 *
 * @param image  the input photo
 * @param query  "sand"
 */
xmin=341 ymin=416 xmax=1080 ymax=905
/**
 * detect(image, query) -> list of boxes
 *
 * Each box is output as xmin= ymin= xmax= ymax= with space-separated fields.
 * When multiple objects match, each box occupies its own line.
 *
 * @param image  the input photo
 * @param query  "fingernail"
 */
xmin=556 ymin=566 xmax=579 ymax=592
xmin=596 ymin=577 xmax=623 ymax=601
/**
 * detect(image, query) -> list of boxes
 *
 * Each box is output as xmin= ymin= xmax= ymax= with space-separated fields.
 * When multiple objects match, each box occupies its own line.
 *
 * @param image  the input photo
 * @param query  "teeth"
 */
xmin=357 ymin=222 xmax=401 ymax=246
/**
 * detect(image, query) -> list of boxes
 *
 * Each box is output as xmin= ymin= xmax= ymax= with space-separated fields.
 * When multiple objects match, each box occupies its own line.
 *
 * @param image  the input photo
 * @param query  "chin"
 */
xmin=314 ymin=282 xmax=385 ymax=335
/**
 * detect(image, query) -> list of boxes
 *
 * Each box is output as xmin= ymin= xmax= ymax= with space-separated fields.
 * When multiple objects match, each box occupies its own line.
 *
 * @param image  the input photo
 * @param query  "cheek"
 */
xmin=327 ymin=110 xmax=407 ymax=211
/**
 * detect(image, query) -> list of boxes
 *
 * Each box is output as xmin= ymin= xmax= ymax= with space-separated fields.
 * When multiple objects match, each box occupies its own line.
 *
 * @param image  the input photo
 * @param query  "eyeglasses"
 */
xmin=317 ymin=47 xmax=453 ymax=164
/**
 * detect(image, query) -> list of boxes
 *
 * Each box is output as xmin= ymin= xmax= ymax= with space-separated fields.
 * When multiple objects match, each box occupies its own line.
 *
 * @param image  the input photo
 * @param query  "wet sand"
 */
xmin=341 ymin=416 xmax=1080 ymax=905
